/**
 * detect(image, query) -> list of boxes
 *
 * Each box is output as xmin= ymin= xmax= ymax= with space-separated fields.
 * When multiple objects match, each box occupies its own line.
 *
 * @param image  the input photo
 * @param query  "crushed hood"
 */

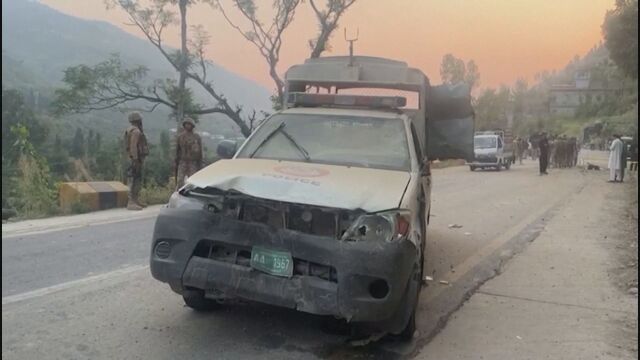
xmin=187 ymin=159 xmax=411 ymax=212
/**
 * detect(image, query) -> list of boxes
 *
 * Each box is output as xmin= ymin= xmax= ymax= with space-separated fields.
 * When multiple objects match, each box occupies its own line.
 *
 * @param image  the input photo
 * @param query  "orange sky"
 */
xmin=42 ymin=0 xmax=613 ymax=92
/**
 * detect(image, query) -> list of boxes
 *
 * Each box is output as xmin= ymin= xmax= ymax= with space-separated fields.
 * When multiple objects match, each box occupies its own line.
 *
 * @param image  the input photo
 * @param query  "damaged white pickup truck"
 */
xmin=150 ymin=56 xmax=474 ymax=340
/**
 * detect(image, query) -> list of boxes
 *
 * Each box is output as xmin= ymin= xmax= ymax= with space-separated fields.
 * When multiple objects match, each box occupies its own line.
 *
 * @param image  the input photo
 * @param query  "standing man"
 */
xmin=569 ymin=137 xmax=578 ymax=167
xmin=620 ymin=138 xmax=628 ymax=182
xmin=538 ymin=132 xmax=549 ymax=175
xmin=514 ymin=137 xmax=525 ymax=165
xmin=527 ymin=138 xmax=536 ymax=160
xmin=175 ymin=117 xmax=203 ymax=189
xmin=549 ymin=135 xmax=557 ymax=169
xmin=124 ymin=112 xmax=149 ymax=210
xmin=608 ymin=134 xmax=624 ymax=182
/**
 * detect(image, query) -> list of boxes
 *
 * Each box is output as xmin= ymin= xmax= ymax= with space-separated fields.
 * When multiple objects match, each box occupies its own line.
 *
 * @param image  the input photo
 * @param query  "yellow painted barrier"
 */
xmin=59 ymin=181 xmax=129 ymax=212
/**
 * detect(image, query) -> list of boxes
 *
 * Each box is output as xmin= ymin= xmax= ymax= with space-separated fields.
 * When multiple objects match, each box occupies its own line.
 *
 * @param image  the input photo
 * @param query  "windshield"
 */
xmin=474 ymin=136 xmax=497 ymax=149
xmin=237 ymin=113 xmax=410 ymax=171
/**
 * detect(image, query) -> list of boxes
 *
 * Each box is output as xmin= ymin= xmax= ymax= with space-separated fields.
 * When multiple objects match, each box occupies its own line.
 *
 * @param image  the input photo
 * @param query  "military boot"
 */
xmin=127 ymin=200 xmax=143 ymax=211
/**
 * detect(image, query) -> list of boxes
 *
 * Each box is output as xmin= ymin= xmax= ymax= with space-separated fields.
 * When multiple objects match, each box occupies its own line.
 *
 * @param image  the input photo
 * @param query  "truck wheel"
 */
xmin=469 ymin=166 xmax=476 ymax=171
xmin=183 ymin=288 xmax=222 ymax=311
xmin=505 ymin=161 xmax=511 ymax=170
xmin=397 ymin=260 xmax=422 ymax=341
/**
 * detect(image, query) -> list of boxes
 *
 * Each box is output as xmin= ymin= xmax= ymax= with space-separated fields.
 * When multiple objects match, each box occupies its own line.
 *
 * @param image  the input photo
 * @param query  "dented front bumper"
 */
xmin=150 ymin=208 xmax=417 ymax=322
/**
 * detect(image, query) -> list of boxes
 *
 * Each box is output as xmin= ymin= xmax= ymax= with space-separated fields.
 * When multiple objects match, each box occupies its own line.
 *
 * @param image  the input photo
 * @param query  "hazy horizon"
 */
xmin=40 ymin=0 xmax=614 ymax=92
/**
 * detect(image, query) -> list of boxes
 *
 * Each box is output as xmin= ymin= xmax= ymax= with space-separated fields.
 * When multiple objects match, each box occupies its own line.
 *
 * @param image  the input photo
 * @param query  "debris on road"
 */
xmin=439 ymin=280 xmax=450 ymax=285
xmin=464 ymin=232 xmax=472 ymax=236
xmin=628 ymin=287 xmax=638 ymax=296
xmin=516 ymin=335 xmax=523 ymax=340
xmin=448 ymin=224 xmax=463 ymax=229
xmin=424 ymin=276 xmax=434 ymax=282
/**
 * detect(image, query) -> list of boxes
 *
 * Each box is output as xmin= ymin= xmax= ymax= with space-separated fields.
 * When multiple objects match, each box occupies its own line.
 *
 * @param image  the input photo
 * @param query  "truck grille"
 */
xmin=192 ymin=240 xmax=338 ymax=283
xmin=227 ymin=198 xmax=360 ymax=239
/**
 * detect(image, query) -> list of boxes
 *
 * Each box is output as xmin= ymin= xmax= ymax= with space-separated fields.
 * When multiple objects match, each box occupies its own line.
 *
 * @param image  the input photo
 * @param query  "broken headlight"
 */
xmin=340 ymin=209 xmax=411 ymax=242
xmin=166 ymin=191 xmax=206 ymax=210
xmin=168 ymin=186 xmax=236 ymax=217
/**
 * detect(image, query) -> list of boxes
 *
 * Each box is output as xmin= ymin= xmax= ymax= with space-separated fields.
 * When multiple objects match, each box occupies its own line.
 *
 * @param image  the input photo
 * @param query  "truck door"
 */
xmin=425 ymin=83 xmax=475 ymax=161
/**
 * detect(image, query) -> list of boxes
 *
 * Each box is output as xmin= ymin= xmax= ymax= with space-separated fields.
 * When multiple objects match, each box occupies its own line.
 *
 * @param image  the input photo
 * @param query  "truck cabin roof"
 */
xmin=284 ymin=56 xmax=430 ymax=95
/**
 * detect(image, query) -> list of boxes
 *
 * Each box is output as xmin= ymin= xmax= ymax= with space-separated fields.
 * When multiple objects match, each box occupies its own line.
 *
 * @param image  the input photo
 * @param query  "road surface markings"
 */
xmin=2 ymin=264 xmax=149 ymax=306
xmin=2 ymin=211 xmax=160 ymax=239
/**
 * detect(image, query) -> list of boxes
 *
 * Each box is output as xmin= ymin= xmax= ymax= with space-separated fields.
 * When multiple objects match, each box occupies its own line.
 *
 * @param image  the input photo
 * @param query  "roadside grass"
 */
xmin=139 ymin=179 xmax=175 ymax=206
xmin=4 ymin=180 xmax=175 ymax=222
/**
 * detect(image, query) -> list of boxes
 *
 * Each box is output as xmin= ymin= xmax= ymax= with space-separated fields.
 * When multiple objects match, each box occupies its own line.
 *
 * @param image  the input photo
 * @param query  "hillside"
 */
xmin=1 ymin=0 xmax=272 ymax=142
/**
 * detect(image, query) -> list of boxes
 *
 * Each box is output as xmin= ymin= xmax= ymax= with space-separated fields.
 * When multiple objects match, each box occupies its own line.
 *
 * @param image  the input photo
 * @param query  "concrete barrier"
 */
xmin=59 ymin=182 xmax=128 ymax=212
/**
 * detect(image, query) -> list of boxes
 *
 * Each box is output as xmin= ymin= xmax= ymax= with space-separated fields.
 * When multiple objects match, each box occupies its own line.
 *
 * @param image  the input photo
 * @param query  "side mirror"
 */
xmin=216 ymin=140 xmax=237 ymax=159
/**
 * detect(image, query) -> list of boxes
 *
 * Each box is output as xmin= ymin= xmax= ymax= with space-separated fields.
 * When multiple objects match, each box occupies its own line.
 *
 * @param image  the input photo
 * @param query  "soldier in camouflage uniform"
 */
xmin=175 ymin=117 xmax=203 ymax=190
xmin=555 ymin=136 xmax=565 ymax=168
xmin=124 ymin=112 xmax=149 ymax=211
xmin=569 ymin=137 xmax=578 ymax=167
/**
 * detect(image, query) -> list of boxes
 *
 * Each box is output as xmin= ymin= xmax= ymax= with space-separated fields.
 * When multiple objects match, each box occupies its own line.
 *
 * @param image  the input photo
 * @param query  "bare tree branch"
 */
xmin=308 ymin=0 xmax=357 ymax=58
xmin=213 ymin=0 xmax=301 ymax=105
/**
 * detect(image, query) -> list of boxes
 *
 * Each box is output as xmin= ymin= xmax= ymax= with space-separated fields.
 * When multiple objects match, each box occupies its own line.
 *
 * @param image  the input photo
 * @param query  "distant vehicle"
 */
xmin=622 ymin=136 xmax=634 ymax=161
xmin=149 ymin=56 xmax=474 ymax=340
xmin=468 ymin=129 xmax=515 ymax=171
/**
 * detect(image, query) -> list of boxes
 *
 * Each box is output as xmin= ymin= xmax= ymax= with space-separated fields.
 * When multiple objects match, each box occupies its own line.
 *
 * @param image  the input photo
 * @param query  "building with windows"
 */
xmin=549 ymin=72 xmax=623 ymax=117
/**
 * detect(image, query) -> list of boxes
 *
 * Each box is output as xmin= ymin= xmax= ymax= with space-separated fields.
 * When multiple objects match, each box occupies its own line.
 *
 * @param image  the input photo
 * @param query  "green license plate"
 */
xmin=250 ymin=246 xmax=294 ymax=278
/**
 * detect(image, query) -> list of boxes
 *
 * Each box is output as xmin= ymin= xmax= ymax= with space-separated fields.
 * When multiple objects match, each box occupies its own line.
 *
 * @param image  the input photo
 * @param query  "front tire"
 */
xmin=469 ymin=165 xmax=476 ymax=171
xmin=397 ymin=260 xmax=422 ymax=341
xmin=183 ymin=288 xmax=223 ymax=311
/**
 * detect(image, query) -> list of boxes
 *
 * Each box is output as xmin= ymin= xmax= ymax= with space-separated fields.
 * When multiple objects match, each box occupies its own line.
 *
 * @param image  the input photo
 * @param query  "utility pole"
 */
xmin=344 ymin=28 xmax=359 ymax=66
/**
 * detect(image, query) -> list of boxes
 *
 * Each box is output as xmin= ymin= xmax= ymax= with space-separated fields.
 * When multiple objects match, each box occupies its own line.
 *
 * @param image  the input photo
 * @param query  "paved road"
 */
xmin=2 ymin=160 xmax=588 ymax=359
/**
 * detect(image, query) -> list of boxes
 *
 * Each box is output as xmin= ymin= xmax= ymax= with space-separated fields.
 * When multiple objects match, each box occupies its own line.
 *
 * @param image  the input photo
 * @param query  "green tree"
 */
xmin=440 ymin=54 xmax=466 ymax=85
xmin=8 ymin=124 xmax=57 ymax=216
xmin=159 ymin=130 xmax=171 ymax=160
xmin=47 ymin=134 xmax=71 ymax=178
xmin=474 ymin=86 xmax=511 ymax=130
xmin=144 ymin=142 xmax=172 ymax=186
xmin=464 ymin=60 xmax=481 ymax=91
xmin=96 ymin=132 xmax=102 ymax=152
xmin=2 ymin=89 xmax=48 ymax=162
xmin=92 ymin=140 xmax=123 ymax=181
xmin=512 ymin=78 xmax=528 ymax=123
xmin=55 ymin=0 xmax=257 ymax=136
xmin=71 ymin=127 xmax=85 ymax=158
xmin=440 ymin=54 xmax=481 ymax=92
xmin=602 ymin=0 xmax=638 ymax=79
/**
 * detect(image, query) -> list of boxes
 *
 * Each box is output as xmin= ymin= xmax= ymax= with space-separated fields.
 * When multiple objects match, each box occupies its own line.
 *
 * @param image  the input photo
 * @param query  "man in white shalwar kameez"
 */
xmin=608 ymin=134 xmax=623 ymax=182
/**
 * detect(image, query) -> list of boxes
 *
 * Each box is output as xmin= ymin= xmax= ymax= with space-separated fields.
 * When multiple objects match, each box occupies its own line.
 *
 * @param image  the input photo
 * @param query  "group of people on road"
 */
xmin=513 ymin=137 xmax=528 ymax=165
xmin=550 ymin=136 xmax=578 ymax=169
xmin=124 ymin=112 xmax=203 ymax=211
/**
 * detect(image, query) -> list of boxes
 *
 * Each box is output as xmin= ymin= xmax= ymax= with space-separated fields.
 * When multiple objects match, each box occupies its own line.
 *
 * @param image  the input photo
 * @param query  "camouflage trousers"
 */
xmin=176 ymin=161 xmax=200 ymax=190
xmin=127 ymin=159 xmax=143 ymax=202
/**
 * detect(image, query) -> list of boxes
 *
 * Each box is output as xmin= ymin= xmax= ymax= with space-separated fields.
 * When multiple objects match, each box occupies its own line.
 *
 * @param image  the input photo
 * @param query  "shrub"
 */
xmin=139 ymin=179 xmax=174 ymax=206
xmin=11 ymin=154 xmax=59 ymax=218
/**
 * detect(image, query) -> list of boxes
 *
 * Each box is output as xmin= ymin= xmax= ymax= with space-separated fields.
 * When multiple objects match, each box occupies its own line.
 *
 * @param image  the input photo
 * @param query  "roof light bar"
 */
xmin=287 ymin=92 xmax=406 ymax=109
